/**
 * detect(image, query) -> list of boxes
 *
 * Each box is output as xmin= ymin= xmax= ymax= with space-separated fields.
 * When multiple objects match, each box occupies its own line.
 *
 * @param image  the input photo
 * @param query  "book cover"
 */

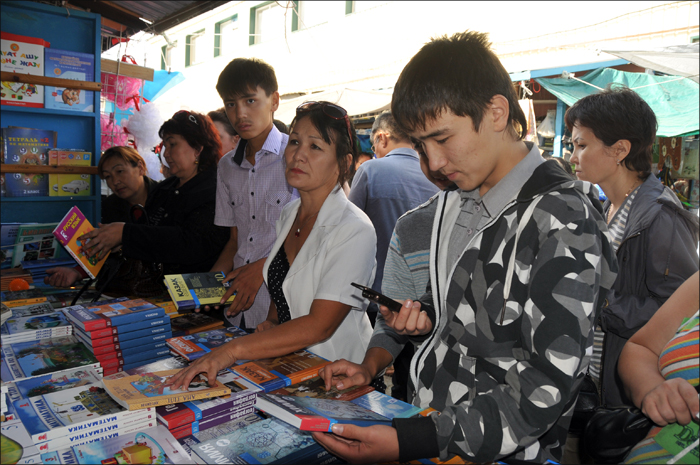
xmin=0 ymin=335 xmax=99 ymax=381
xmin=53 ymin=207 xmax=109 ymax=279
xmin=13 ymin=384 xmax=153 ymax=443
xmin=169 ymin=405 xmax=256 ymax=440
xmin=81 ymin=328 xmax=172 ymax=350
xmin=270 ymin=375 xmax=374 ymax=401
xmin=95 ymin=347 xmax=171 ymax=367
xmin=1 ymin=288 xmax=47 ymax=308
xmin=75 ymin=315 xmax=170 ymax=341
xmin=101 ymin=369 xmax=231 ymax=410
xmin=192 ymin=417 xmax=330 ymax=465
xmin=92 ymin=340 xmax=168 ymax=358
xmin=164 ymin=271 xmax=234 ymax=312
xmin=1 ymin=419 xmax=41 ymax=464
xmin=1 ymin=32 xmax=49 ymax=108
xmin=232 ymin=349 xmax=330 ymax=392
xmin=90 ymin=299 xmax=165 ymax=327
xmin=5 ymin=366 xmax=102 ymax=403
xmin=44 ymin=49 xmax=94 ymax=112
xmin=48 ymin=150 xmax=92 ymax=198
xmin=254 ymin=393 xmax=392 ymax=432
xmin=40 ymin=424 xmax=192 ymax=465
xmin=35 ymin=418 xmax=155 ymax=454
xmin=169 ymin=312 xmax=224 ymax=336
xmin=2 ymin=312 xmax=72 ymax=343
xmin=156 ymin=369 xmax=259 ymax=429
xmin=350 ymin=389 xmax=423 ymax=420
xmin=177 ymin=411 xmax=264 ymax=457
xmin=8 ymin=302 xmax=55 ymax=317
xmin=3 ymin=128 xmax=55 ymax=198
xmin=167 ymin=326 xmax=248 ymax=361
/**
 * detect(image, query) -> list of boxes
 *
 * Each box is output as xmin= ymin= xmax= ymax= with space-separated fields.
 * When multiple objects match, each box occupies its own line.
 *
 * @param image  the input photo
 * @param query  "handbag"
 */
xmin=570 ymin=373 xmax=600 ymax=435
xmin=582 ymin=406 xmax=653 ymax=464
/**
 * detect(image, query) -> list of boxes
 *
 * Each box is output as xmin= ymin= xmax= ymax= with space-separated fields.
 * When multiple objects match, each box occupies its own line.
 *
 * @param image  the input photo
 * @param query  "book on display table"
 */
xmin=4 ymin=366 xmax=103 ymax=403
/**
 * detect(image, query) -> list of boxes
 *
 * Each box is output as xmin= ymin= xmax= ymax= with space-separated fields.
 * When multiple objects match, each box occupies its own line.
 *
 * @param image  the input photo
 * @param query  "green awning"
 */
xmin=536 ymin=68 xmax=699 ymax=137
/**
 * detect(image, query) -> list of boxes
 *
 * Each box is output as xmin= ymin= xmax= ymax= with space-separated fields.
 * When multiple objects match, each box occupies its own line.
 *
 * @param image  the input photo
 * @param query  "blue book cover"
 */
xmin=350 ymin=389 xmax=423 ymax=419
xmin=193 ymin=417 xmax=335 ymax=465
xmin=2 ymin=127 xmax=55 ymax=197
xmin=5 ymin=366 xmax=102 ymax=402
xmin=114 ymin=317 xmax=170 ymax=336
xmin=86 ymin=299 xmax=165 ymax=327
xmin=178 ymin=411 xmax=263 ymax=456
xmin=167 ymin=326 xmax=249 ymax=361
xmin=120 ymin=347 xmax=171 ymax=365
xmin=43 ymin=49 xmax=94 ymax=112
xmin=120 ymin=341 xmax=168 ymax=358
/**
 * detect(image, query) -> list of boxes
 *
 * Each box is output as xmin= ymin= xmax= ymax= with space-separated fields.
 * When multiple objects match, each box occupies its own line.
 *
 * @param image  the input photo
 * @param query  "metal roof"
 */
xmin=35 ymin=1 xmax=228 ymax=40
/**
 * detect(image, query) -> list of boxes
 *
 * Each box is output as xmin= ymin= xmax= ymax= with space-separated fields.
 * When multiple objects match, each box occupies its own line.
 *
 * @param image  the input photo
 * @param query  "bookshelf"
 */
xmin=1 ymin=0 xmax=102 ymax=225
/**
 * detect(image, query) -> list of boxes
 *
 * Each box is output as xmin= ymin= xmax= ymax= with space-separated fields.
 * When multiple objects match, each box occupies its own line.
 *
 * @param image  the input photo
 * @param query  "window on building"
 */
xmin=294 ymin=1 xmax=340 ymax=30
xmin=346 ymin=1 xmax=388 ymax=14
xmin=161 ymin=42 xmax=176 ymax=70
xmin=215 ymin=15 xmax=238 ymax=57
xmin=186 ymin=29 xmax=205 ymax=67
xmin=250 ymin=2 xmax=287 ymax=46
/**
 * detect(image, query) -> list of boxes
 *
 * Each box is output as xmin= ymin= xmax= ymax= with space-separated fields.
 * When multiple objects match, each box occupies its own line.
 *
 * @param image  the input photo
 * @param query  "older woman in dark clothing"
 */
xmin=81 ymin=110 xmax=229 ymax=280
xmin=567 ymin=87 xmax=699 ymax=408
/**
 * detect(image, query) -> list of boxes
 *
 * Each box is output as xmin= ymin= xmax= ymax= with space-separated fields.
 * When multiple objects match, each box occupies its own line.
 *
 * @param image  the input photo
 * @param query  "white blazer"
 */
xmin=262 ymin=185 xmax=376 ymax=364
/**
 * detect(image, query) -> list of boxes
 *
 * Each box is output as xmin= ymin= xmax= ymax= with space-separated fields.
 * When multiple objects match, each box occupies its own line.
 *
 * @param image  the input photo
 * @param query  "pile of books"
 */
xmin=1 ymin=267 xmax=33 ymax=291
xmin=169 ymin=311 xmax=224 ymax=338
xmin=164 ymin=271 xmax=236 ymax=313
xmin=1 ymin=310 xmax=73 ymax=344
xmin=63 ymin=298 xmax=173 ymax=376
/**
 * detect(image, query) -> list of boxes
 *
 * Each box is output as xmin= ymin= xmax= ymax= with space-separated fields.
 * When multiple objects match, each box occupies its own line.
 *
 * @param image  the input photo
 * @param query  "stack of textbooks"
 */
xmin=1 ymin=311 xmax=73 ymax=344
xmin=231 ymin=349 xmax=331 ymax=393
xmin=166 ymin=326 xmax=249 ymax=361
xmin=63 ymin=298 xmax=172 ymax=376
xmin=155 ymin=369 xmax=260 ymax=440
xmin=164 ymin=271 xmax=235 ymax=313
xmin=11 ymin=383 xmax=156 ymax=453
xmin=0 ymin=335 xmax=101 ymax=382
xmin=40 ymin=424 xmax=192 ymax=464
xmin=0 ymin=288 xmax=47 ymax=308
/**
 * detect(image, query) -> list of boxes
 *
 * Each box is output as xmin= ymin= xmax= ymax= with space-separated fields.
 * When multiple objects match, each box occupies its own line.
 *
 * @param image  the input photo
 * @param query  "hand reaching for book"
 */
xmin=319 ymin=359 xmax=374 ymax=393
xmin=44 ymin=266 xmax=82 ymax=288
xmin=80 ymin=222 xmax=125 ymax=259
xmin=165 ymin=346 xmax=236 ymax=391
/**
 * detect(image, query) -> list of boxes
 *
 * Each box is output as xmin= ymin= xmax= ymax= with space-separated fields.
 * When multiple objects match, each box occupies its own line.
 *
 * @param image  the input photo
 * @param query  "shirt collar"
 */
xmin=232 ymin=125 xmax=285 ymax=166
xmin=462 ymin=141 xmax=544 ymax=217
xmin=384 ymin=147 xmax=419 ymax=159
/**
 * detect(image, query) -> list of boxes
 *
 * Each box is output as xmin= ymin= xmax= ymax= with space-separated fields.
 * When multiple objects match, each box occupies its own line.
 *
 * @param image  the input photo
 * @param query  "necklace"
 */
xmin=607 ymin=180 xmax=641 ymax=223
xmin=294 ymin=210 xmax=319 ymax=237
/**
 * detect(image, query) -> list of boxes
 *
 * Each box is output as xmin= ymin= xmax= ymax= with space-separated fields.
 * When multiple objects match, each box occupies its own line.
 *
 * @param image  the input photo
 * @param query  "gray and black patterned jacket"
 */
xmin=392 ymin=161 xmax=618 ymax=464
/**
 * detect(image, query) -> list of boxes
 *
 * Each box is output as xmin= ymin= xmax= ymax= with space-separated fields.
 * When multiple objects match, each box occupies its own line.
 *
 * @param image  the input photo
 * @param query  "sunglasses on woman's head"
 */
xmin=174 ymin=110 xmax=198 ymax=125
xmin=296 ymin=102 xmax=355 ymax=152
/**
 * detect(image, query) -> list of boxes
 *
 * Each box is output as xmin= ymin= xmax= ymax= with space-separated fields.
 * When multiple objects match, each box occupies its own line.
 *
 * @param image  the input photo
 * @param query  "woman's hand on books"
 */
xmin=164 ymin=347 xmax=236 ymax=391
xmin=221 ymin=259 xmax=266 ymax=317
xmin=80 ymin=222 xmax=125 ymax=259
xmin=380 ymin=299 xmax=432 ymax=337
xmin=44 ymin=267 xmax=82 ymax=287
xmin=312 ymin=424 xmax=400 ymax=464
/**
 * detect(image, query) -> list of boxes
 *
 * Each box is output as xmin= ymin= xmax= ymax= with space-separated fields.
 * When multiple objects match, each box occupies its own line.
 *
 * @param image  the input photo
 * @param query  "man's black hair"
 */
xmin=392 ymin=31 xmax=527 ymax=139
xmin=216 ymin=58 xmax=278 ymax=100
xmin=565 ymin=86 xmax=657 ymax=179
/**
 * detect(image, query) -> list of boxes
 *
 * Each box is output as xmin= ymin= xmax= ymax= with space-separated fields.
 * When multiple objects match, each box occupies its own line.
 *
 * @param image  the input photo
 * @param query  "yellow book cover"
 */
xmin=101 ymin=369 xmax=231 ymax=410
xmin=164 ymin=271 xmax=234 ymax=312
xmin=52 ymin=206 xmax=109 ymax=279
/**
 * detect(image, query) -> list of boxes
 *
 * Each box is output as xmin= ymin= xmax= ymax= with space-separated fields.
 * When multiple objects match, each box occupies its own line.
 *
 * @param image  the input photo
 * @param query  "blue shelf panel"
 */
xmin=1 ymin=197 xmax=100 ymax=225
xmin=2 ymin=105 xmax=100 ymax=119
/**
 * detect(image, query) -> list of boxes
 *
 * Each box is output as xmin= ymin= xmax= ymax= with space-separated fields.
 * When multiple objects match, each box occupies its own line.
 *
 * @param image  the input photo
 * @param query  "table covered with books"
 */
xmin=0 ymin=280 xmax=453 ymax=465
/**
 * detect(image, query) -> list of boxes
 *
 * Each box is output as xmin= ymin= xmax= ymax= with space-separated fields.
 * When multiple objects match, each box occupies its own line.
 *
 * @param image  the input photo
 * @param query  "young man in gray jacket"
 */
xmin=316 ymin=31 xmax=618 ymax=464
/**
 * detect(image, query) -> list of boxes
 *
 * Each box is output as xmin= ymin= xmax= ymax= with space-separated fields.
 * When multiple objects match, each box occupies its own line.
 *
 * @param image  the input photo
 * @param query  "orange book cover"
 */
xmin=52 ymin=206 xmax=109 ymax=279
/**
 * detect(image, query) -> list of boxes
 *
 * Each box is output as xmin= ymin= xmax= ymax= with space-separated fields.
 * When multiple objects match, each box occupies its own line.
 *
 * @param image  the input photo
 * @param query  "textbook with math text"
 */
xmin=101 ymin=369 xmax=231 ymax=410
xmin=52 ymin=206 xmax=109 ymax=279
xmin=164 ymin=271 xmax=234 ymax=312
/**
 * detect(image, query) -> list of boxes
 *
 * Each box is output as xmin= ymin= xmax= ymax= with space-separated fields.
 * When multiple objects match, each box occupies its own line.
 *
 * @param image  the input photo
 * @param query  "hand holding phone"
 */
xmin=351 ymin=282 xmax=402 ymax=312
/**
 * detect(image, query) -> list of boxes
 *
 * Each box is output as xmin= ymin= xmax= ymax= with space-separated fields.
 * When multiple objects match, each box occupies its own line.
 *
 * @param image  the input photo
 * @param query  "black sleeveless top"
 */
xmin=267 ymin=245 xmax=292 ymax=323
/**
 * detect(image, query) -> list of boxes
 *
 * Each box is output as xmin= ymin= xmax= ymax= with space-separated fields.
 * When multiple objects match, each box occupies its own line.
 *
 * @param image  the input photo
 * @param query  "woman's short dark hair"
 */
xmin=565 ymin=86 xmax=657 ymax=179
xmin=158 ymin=111 xmax=222 ymax=173
xmin=392 ymin=31 xmax=527 ymax=139
xmin=289 ymin=102 xmax=358 ymax=186
xmin=98 ymin=146 xmax=147 ymax=179
xmin=207 ymin=108 xmax=237 ymax=136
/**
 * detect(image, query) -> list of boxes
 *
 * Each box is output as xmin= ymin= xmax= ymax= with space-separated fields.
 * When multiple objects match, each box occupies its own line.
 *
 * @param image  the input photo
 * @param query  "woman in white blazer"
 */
xmin=168 ymin=102 xmax=376 ymax=390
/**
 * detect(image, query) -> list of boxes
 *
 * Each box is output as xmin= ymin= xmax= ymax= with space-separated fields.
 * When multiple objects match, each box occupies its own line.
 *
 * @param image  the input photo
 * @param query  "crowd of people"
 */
xmin=42 ymin=30 xmax=698 ymax=465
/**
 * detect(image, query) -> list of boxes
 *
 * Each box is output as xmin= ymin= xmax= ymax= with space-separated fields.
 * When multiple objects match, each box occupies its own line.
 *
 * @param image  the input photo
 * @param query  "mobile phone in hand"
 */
xmin=351 ymin=282 xmax=403 ymax=312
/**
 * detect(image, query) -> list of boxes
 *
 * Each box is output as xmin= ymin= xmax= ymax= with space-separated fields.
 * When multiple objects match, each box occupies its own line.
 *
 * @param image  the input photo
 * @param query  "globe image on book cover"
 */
xmin=22 ymin=313 xmax=63 ymax=329
xmin=130 ymin=372 xmax=212 ymax=398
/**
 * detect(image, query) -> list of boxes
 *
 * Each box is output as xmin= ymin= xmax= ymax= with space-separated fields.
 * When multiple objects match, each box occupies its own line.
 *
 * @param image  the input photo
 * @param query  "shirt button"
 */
xmin=231 ymin=201 xmax=235 ymax=206
xmin=466 ymin=228 xmax=473 ymax=235
xmin=252 ymin=215 xmax=255 ymax=219
xmin=251 ymin=192 xmax=254 ymax=196
xmin=175 ymin=190 xmax=179 ymax=195
xmin=475 ymin=205 xmax=481 ymax=212
xmin=249 ymin=237 xmax=253 ymax=242
xmin=246 ymin=260 xmax=250 ymax=264
xmin=276 ymin=200 xmax=280 ymax=204
xmin=252 ymin=169 xmax=255 ymax=173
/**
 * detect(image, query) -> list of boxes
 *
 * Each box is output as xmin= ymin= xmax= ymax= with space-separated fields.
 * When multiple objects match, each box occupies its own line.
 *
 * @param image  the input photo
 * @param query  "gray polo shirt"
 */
xmin=447 ymin=142 xmax=544 ymax=273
